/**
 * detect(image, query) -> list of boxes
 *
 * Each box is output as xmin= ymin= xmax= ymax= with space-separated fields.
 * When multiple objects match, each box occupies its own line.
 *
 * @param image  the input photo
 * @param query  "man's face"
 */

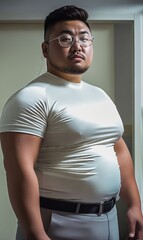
xmin=43 ymin=20 xmax=93 ymax=79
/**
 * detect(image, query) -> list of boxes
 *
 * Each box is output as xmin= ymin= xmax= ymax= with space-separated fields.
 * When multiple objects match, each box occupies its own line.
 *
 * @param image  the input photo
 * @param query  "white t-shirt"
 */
xmin=0 ymin=72 xmax=124 ymax=202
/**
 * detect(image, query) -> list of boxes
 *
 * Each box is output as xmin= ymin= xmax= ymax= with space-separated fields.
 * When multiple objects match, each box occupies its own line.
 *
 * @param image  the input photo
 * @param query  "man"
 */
xmin=0 ymin=5 xmax=143 ymax=240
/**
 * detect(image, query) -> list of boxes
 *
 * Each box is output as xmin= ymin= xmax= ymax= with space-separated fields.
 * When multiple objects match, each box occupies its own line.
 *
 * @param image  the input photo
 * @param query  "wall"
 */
xmin=0 ymin=23 xmax=46 ymax=240
xmin=114 ymin=22 xmax=134 ymax=155
xmin=84 ymin=22 xmax=115 ymax=100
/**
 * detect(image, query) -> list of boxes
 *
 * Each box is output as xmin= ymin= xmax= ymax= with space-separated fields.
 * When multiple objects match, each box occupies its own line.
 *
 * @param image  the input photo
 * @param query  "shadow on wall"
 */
xmin=117 ymin=198 xmax=128 ymax=240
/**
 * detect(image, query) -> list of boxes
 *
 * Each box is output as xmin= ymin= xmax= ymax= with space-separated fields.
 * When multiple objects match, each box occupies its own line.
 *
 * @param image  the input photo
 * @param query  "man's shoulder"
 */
xmin=83 ymin=80 xmax=107 ymax=94
xmin=4 ymin=74 xmax=49 ymax=109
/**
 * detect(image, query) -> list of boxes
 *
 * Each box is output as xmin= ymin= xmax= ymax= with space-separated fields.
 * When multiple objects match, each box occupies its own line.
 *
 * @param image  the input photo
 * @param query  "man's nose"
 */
xmin=70 ymin=38 xmax=82 ymax=51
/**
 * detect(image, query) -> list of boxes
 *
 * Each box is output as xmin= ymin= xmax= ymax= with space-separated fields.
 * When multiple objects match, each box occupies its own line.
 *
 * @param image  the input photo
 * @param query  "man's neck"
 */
xmin=48 ymin=69 xmax=82 ymax=83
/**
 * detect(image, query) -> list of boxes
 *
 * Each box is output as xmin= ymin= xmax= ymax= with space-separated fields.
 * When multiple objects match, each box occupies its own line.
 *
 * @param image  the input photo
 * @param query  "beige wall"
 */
xmin=84 ymin=22 xmax=115 ymax=100
xmin=0 ymin=22 xmax=115 ymax=239
xmin=0 ymin=23 xmax=46 ymax=240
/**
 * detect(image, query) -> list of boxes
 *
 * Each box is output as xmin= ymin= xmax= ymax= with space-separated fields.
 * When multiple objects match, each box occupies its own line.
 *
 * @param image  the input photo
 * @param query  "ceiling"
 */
xmin=0 ymin=0 xmax=143 ymax=21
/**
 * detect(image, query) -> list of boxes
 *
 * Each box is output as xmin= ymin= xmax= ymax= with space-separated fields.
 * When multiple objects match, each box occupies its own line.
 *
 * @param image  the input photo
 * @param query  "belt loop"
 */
xmin=75 ymin=203 xmax=81 ymax=213
xmin=98 ymin=202 xmax=104 ymax=216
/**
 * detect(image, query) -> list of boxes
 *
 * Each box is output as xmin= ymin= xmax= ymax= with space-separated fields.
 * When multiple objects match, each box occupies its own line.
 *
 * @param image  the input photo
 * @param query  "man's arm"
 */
xmin=0 ymin=132 xmax=50 ymax=240
xmin=114 ymin=137 xmax=143 ymax=239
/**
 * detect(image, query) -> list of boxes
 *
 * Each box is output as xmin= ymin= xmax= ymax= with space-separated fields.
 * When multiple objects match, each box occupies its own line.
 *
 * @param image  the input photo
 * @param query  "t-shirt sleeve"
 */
xmin=0 ymin=85 xmax=49 ymax=138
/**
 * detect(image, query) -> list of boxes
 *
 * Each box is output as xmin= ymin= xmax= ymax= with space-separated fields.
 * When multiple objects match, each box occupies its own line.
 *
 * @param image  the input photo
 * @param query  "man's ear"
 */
xmin=41 ymin=42 xmax=49 ymax=58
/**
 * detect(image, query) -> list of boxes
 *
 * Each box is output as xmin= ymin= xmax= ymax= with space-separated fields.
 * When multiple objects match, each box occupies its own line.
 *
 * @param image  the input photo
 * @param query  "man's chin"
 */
xmin=62 ymin=66 xmax=89 ymax=74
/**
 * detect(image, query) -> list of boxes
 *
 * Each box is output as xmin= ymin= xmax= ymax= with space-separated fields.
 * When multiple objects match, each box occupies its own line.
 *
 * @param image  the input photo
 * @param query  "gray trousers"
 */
xmin=16 ymin=206 xmax=119 ymax=240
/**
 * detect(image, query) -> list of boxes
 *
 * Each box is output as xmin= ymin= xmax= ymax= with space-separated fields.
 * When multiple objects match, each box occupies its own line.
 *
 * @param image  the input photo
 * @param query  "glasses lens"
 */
xmin=79 ymin=35 xmax=93 ymax=47
xmin=59 ymin=34 xmax=73 ymax=47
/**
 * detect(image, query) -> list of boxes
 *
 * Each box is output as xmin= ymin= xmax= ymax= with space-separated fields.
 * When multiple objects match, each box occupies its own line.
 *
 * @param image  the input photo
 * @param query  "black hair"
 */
xmin=44 ymin=5 xmax=90 ymax=40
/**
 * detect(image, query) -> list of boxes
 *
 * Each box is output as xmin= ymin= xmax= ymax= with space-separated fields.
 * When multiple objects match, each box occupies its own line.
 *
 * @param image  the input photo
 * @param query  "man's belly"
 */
xmin=35 ymin=145 xmax=121 ymax=202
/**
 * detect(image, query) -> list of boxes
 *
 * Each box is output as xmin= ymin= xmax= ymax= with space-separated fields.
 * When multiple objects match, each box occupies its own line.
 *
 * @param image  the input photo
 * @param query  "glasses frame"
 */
xmin=46 ymin=34 xmax=94 ymax=48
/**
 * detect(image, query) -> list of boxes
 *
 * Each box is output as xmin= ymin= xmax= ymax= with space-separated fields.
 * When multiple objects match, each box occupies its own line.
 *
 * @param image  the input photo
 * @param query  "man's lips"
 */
xmin=68 ymin=53 xmax=85 ymax=60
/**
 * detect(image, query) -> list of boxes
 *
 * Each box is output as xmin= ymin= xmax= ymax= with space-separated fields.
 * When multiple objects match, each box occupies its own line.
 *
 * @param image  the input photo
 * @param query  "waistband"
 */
xmin=40 ymin=196 xmax=116 ymax=216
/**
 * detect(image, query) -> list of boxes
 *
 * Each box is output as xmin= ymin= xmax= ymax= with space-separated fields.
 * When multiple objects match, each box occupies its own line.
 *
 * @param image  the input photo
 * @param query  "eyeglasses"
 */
xmin=46 ymin=33 xmax=94 ymax=48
